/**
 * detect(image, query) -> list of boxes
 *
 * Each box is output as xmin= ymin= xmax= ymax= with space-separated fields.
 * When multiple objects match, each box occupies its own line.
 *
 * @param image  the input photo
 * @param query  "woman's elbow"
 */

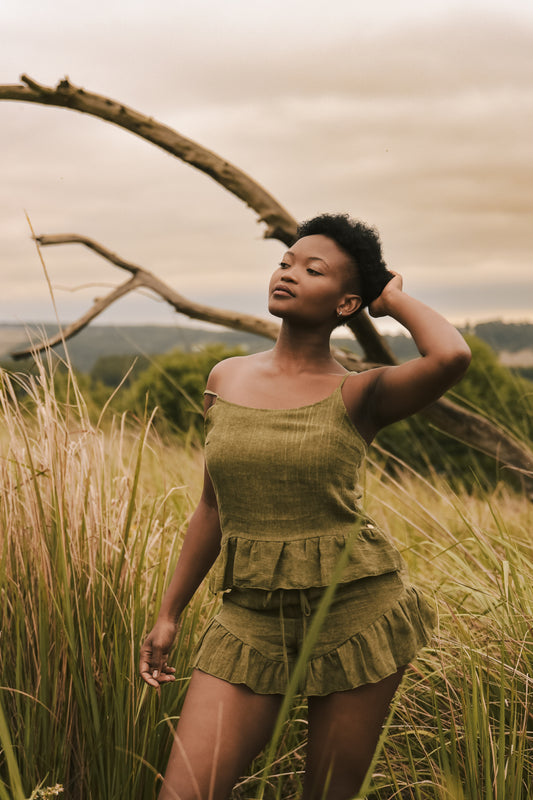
xmin=443 ymin=341 xmax=472 ymax=382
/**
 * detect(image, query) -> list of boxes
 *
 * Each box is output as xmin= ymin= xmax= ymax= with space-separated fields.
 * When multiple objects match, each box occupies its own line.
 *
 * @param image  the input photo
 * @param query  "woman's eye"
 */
xmin=307 ymin=268 xmax=322 ymax=276
xmin=279 ymin=262 xmax=290 ymax=269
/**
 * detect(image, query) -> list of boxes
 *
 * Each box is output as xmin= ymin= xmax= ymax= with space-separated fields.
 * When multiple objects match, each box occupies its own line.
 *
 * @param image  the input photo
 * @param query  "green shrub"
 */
xmin=126 ymin=344 xmax=244 ymax=435
xmin=376 ymin=336 xmax=533 ymax=491
xmin=90 ymin=353 xmax=151 ymax=387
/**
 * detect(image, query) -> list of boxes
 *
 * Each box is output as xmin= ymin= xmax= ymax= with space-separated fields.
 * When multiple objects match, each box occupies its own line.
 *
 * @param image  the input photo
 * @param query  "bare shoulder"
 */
xmin=206 ymin=352 xmax=270 ymax=393
xmin=342 ymin=367 xmax=389 ymax=409
xmin=341 ymin=367 xmax=391 ymax=443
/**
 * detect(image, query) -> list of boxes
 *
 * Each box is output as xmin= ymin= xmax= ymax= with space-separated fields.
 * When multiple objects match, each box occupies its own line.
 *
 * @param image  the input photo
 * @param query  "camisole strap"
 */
xmin=204 ymin=389 xmax=218 ymax=397
xmin=339 ymin=371 xmax=357 ymax=389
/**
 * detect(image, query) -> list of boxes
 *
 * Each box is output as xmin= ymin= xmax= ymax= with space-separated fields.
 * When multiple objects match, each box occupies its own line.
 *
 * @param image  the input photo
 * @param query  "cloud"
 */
xmin=1 ymin=8 xmax=532 ymax=326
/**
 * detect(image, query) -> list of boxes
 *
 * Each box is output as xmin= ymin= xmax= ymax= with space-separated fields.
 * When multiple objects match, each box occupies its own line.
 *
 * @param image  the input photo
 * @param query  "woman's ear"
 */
xmin=337 ymin=294 xmax=362 ymax=317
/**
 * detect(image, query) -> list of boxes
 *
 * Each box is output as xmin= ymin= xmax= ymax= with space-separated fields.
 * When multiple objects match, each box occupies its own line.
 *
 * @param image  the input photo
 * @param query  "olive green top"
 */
xmin=204 ymin=376 xmax=403 ymax=592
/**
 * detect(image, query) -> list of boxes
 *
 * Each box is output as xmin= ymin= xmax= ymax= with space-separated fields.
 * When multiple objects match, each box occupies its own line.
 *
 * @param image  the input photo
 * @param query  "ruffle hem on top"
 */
xmin=209 ymin=526 xmax=404 ymax=593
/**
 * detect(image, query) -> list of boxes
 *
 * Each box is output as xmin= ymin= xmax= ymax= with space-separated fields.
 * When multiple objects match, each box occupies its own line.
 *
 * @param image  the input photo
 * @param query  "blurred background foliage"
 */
xmin=1 ymin=334 xmax=531 ymax=492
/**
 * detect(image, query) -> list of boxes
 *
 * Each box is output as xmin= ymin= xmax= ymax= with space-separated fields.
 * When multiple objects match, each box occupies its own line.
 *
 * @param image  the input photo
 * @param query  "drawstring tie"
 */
xmin=279 ymin=589 xmax=313 ymax=684
xmin=299 ymin=589 xmax=311 ymax=617
xmin=279 ymin=590 xmax=290 ymax=683
xmin=299 ymin=589 xmax=311 ymax=641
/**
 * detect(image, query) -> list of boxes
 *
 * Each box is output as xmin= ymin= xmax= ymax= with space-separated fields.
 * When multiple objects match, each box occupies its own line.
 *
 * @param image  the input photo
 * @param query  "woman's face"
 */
xmin=268 ymin=234 xmax=361 ymax=326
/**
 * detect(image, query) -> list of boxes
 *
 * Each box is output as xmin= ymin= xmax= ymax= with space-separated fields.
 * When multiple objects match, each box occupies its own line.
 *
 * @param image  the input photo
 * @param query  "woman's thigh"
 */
xmin=303 ymin=667 xmax=406 ymax=800
xmin=159 ymin=669 xmax=283 ymax=800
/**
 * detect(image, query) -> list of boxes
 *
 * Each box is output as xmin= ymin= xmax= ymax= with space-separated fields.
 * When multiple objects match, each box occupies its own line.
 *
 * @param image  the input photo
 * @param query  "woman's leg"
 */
xmin=159 ymin=669 xmax=283 ymax=800
xmin=303 ymin=667 xmax=406 ymax=800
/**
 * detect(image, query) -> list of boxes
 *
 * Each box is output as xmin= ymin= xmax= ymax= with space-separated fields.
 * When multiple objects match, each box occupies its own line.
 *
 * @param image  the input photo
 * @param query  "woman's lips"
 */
xmin=272 ymin=284 xmax=295 ymax=297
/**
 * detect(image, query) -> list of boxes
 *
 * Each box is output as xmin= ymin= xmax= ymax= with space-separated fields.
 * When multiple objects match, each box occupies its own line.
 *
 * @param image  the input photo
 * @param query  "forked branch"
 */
xmin=0 ymin=74 xmax=396 ymax=366
xmin=2 ymin=75 xmax=532 ymax=488
xmin=10 ymin=233 xmax=533 ymax=492
xmin=10 ymin=234 xmax=282 ymax=359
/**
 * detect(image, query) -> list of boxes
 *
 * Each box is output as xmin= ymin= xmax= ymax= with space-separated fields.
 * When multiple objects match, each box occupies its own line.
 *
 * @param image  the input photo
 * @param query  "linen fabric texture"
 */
xmin=192 ymin=375 xmax=435 ymax=695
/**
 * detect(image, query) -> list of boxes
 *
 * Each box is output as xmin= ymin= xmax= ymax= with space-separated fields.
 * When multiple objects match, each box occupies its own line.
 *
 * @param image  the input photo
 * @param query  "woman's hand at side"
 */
xmin=138 ymin=461 xmax=221 ymax=689
xmin=140 ymin=617 xmax=179 ymax=688
xmin=139 ymin=392 xmax=222 ymax=690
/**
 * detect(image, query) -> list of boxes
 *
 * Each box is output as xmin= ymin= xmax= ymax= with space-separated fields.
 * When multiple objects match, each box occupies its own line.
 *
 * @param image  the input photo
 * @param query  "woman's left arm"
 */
xmin=365 ymin=274 xmax=472 ymax=430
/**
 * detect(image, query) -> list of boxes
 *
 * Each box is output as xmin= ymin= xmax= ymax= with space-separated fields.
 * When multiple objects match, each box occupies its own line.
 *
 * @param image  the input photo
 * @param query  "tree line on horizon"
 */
xmin=2 ymin=318 xmax=532 ymax=377
xmin=1 ymin=333 xmax=531 ymax=494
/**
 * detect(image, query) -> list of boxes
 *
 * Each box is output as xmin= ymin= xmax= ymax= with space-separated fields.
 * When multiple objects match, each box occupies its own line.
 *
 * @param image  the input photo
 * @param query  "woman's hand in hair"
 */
xmin=368 ymin=272 xmax=403 ymax=318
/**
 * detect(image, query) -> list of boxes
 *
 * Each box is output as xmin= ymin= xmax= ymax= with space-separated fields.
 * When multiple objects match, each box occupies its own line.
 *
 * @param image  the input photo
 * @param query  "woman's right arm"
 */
xmin=139 ymin=461 xmax=222 ymax=688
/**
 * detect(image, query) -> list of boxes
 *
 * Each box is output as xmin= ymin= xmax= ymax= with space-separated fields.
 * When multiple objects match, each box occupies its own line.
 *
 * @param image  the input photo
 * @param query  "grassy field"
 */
xmin=0 ymin=359 xmax=531 ymax=799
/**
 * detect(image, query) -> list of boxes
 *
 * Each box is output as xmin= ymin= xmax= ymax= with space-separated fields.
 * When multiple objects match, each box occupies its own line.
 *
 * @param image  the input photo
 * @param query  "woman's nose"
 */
xmin=281 ymin=271 xmax=297 ymax=283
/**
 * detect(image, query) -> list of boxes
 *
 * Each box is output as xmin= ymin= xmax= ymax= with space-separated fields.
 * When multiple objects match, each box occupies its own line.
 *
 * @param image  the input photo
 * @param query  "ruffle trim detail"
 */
xmin=209 ymin=531 xmax=403 ymax=593
xmin=191 ymin=585 xmax=436 ymax=696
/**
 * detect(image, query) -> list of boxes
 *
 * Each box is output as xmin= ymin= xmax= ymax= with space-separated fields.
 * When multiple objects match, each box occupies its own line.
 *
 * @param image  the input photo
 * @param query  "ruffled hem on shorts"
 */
xmin=191 ymin=585 xmax=435 ymax=696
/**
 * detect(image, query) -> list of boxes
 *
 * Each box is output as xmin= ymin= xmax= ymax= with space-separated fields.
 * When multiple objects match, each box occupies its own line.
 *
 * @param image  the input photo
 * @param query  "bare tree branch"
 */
xmin=10 ymin=233 xmax=282 ymax=358
xmin=3 ymin=76 xmax=531 ymax=490
xmin=12 ymin=233 xmax=367 ymax=374
xmin=10 ymin=233 xmax=533 ymax=492
xmin=346 ymin=313 xmax=397 ymax=365
xmin=3 ymin=75 xmax=297 ymax=243
xmin=420 ymin=397 xmax=533 ymax=486
xmin=11 ymin=275 xmax=142 ymax=356
xmin=0 ymin=74 xmax=396 ymax=365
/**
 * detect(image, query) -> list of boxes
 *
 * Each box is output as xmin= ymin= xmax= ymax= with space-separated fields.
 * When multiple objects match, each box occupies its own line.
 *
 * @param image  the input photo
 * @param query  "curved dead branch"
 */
xmin=10 ymin=234 xmax=281 ymax=357
xmin=2 ymin=75 xmax=296 ymax=244
xmin=3 ymin=76 xmax=532 ymax=489
xmin=10 ymin=233 xmax=533 ymax=492
xmin=0 ymin=74 xmax=396 ymax=367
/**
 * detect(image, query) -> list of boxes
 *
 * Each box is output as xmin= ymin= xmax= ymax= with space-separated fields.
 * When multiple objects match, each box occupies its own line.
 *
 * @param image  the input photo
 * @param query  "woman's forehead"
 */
xmin=285 ymin=235 xmax=353 ymax=271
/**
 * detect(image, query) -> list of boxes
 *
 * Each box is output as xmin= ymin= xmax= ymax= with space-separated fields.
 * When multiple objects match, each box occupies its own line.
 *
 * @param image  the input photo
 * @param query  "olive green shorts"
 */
xmin=192 ymin=571 xmax=435 ymax=696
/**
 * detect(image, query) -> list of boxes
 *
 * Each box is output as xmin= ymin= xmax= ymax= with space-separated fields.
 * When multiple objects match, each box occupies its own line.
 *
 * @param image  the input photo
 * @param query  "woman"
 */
xmin=140 ymin=213 xmax=471 ymax=800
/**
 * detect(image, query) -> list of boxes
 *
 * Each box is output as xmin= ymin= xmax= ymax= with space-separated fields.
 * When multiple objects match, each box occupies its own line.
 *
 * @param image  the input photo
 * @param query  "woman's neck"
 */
xmin=270 ymin=322 xmax=338 ymax=374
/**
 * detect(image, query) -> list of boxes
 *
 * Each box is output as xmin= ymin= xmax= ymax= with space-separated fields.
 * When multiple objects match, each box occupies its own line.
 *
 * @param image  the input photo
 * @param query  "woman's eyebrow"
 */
xmin=307 ymin=256 xmax=329 ymax=268
xmin=282 ymin=252 xmax=330 ymax=268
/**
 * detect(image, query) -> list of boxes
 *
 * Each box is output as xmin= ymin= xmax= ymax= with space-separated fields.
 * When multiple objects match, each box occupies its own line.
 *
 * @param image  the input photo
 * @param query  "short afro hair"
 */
xmin=294 ymin=213 xmax=394 ymax=313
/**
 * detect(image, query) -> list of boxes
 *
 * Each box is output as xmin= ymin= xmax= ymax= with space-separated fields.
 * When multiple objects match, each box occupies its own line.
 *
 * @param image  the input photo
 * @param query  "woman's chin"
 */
xmin=267 ymin=302 xmax=287 ymax=319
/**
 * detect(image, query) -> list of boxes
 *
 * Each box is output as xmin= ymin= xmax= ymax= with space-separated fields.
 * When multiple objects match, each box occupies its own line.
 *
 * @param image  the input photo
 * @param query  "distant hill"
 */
xmin=469 ymin=321 xmax=533 ymax=352
xmin=1 ymin=319 xmax=532 ymax=374
xmin=0 ymin=324 xmax=273 ymax=373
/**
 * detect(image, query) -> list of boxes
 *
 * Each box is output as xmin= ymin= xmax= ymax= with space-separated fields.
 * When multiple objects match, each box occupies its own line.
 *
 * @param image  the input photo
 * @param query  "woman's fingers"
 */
xmin=140 ymin=620 xmax=180 ymax=687
xmin=140 ymin=640 xmax=163 ymax=685
xmin=368 ymin=273 xmax=403 ymax=318
xmin=140 ymin=648 xmax=158 ymax=686
xmin=140 ymin=663 xmax=161 ymax=687
xmin=157 ymin=666 xmax=176 ymax=683
xmin=140 ymin=640 xmax=177 ymax=687
xmin=140 ymin=663 xmax=174 ymax=686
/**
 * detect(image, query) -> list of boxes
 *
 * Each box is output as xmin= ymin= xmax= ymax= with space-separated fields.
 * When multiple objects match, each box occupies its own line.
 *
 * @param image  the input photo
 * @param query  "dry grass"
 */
xmin=0 ymin=359 xmax=531 ymax=799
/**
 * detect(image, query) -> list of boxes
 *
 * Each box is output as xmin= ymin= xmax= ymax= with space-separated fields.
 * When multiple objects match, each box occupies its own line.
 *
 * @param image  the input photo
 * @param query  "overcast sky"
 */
xmin=1 ymin=0 xmax=532 ymax=336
